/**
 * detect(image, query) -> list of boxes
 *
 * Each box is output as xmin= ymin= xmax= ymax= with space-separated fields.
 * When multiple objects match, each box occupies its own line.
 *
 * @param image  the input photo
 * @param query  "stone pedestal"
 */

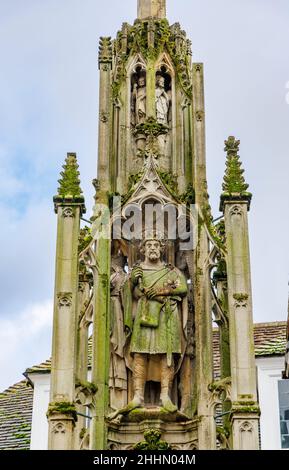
xmin=107 ymin=408 xmax=198 ymax=450
xmin=231 ymin=413 xmax=260 ymax=450
xmin=48 ymin=413 xmax=75 ymax=451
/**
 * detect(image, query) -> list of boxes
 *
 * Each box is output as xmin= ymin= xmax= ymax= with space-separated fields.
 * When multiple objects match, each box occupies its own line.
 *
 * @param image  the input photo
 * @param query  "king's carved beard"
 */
xmin=148 ymin=250 xmax=159 ymax=261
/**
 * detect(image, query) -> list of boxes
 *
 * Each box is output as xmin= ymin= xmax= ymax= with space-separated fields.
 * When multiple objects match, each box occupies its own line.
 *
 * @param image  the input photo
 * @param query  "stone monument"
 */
xmin=48 ymin=0 xmax=260 ymax=450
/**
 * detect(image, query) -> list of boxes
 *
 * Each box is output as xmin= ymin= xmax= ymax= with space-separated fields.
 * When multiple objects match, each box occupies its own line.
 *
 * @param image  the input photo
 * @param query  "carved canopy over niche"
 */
xmin=113 ymin=19 xmax=192 ymax=100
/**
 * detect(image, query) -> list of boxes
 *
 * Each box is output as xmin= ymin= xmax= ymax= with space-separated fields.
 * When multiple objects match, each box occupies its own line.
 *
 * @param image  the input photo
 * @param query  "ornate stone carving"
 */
xmin=229 ymin=205 xmax=243 ymax=217
xmin=173 ymin=442 xmax=198 ymax=450
xmin=194 ymin=63 xmax=202 ymax=72
xmin=62 ymin=207 xmax=75 ymax=218
xmin=100 ymin=111 xmax=109 ymax=123
xmin=98 ymin=37 xmax=112 ymax=65
xmin=134 ymin=429 xmax=171 ymax=450
xmin=208 ymin=377 xmax=231 ymax=409
xmin=75 ymin=380 xmax=97 ymax=409
xmin=240 ymin=421 xmax=253 ymax=432
xmin=113 ymin=20 xmax=192 ymax=98
xmin=196 ymin=110 xmax=204 ymax=122
xmin=225 ymin=136 xmax=240 ymax=156
xmin=52 ymin=422 xmax=66 ymax=435
xmin=220 ymin=136 xmax=252 ymax=211
xmin=58 ymin=293 xmax=73 ymax=308
xmin=239 ymin=420 xmax=256 ymax=449
xmin=233 ymin=293 xmax=249 ymax=309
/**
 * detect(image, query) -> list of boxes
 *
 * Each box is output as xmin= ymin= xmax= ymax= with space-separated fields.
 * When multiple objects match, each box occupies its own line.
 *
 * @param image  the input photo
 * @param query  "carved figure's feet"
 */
xmin=107 ymin=409 xmax=121 ymax=421
xmin=161 ymin=395 xmax=177 ymax=413
xmin=127 ymin=393 xmax=144 ymax=411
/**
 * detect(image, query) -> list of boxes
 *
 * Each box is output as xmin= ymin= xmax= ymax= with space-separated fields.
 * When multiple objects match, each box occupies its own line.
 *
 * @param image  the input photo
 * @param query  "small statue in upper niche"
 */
xmin=155 ymin=75 xmax=170 ymax=125
xmin=132 ymin=75 xmax=147 ymax=125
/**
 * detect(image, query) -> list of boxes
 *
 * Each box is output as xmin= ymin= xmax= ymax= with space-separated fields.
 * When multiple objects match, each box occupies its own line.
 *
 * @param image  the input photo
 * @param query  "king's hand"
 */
xmin=131 ymin=266 xmax=143 ymax=286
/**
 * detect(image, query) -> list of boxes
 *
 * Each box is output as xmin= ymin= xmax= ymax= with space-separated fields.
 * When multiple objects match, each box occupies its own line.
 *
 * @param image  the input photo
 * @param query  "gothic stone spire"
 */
xmin=138 ymin=0 xmax=166 ymax=19
xmin=54 ymin=152 xmax=86 ymax=214
xmin=220 ymin=136 xmax=252 ymax=211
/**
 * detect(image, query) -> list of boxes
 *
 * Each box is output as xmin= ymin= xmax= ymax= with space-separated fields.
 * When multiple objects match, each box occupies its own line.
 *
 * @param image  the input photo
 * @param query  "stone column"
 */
xmin=138 ymin=0 xmax=166 ymax=19
xmin=194 ymin=227 xmax=216 ymax=449
xmin=192 ymin=62 xmax=216 ymax=449
xmin=90 ymin=198 xmax=111 ymax=450
xmin=98 ymin=37 xmax=112 ymax=192
xmin=146 ymin=58 xmax=157 ymax=119
xmin=220 ymin=137 xmax=260 ymax=450
xmin=74 ymin=273 xmax=91 ymax=449
xmin=193 ymin=63 xmax=206 ymax=205
xmin=48 ymin=153 xmax=86 ymax=450
xmin=89 ymin=41 xmax=113 ymax=447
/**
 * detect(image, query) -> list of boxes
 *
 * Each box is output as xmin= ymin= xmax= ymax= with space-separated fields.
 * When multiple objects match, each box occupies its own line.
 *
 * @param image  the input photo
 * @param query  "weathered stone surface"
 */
xmin=107 ymin=415 xmax=198 ymax=450
xmin=138 ymin=0 xmax=166 ymax=19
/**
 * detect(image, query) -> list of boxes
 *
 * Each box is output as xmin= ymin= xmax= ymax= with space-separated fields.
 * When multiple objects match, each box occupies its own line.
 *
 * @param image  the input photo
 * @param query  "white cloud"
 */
xmin=0 ymin=300 xmax=53 ymax=352
xmin=0 ymin=299 xmax=53 ymax=391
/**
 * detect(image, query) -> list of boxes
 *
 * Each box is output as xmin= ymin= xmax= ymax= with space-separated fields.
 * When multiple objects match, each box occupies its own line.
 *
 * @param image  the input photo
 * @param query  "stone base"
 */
xmin=107 ymin=407 xmax=199 ymax=450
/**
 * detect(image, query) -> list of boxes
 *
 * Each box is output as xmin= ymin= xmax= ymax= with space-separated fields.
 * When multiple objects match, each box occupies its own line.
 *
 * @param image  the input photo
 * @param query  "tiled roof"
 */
xmin=25 ymin=358 xmax=52 ymax=374
xmin=0 ymin=381 xmax=33 ymax=450
xmin=253 ymin=322 xmax=287 ymax=356
xmin=212 ymin=322 xmax=286 ymax=378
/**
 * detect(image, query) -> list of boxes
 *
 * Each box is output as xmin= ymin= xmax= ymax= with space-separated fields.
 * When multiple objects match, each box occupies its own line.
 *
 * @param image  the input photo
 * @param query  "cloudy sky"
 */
xmin=0 ymin=0 xmax=288 ymax=391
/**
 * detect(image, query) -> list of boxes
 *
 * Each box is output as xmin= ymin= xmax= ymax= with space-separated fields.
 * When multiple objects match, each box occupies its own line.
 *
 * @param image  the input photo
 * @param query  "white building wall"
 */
xmin=29 ymin=373 xmax=50 ymax=450
xmin=256 ymin=356 xmax=284 ymax=450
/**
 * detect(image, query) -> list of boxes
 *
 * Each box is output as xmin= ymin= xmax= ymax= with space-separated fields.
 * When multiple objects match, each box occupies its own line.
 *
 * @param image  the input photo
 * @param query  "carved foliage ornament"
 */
xmin=134 ymin=429 xmax=171 ymax=451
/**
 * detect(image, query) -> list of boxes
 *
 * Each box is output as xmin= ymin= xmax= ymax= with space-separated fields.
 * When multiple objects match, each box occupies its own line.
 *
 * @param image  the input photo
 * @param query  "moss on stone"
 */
xmin=220 ymin=136 xmax=252 ymax=211
xmin=47 ymin=401 xmax=78 ymax=422
xmin=113 ymin=18 xmax=193 ymax=99
xmin=57 ymin=153 xmax=83 ymax=199
xmin=76 ymin=379 xmax=98 ymax=395
xmin=231 ymin=401 xmax=261 ymax=416
xmin=79 ymin=427 xmax=87 ymax=440
xmin=78 ymin=226 xmax=93 ymax=253
xmin=134 ymin=428 xmax=171 ymax=451
xmin=233 ymin=293 xmax=249 ymax=302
